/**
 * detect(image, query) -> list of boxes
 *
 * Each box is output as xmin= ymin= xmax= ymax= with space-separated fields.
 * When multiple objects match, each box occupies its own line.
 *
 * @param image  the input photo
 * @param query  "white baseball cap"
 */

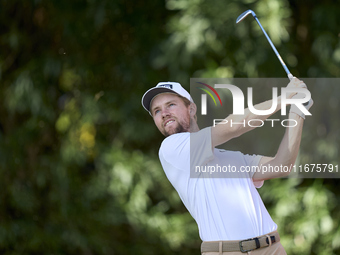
xmin=141 ymin=82 xmax=193 ymax=114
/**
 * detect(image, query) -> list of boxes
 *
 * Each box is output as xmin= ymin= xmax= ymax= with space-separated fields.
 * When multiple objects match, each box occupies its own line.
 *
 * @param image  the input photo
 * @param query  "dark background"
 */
xmin=0 ymin=0 xmax=339 ymax=254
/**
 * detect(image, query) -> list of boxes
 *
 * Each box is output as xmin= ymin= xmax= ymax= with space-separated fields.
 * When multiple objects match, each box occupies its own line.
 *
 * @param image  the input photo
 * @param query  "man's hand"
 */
xmin=286 ymin=77 xmax=307 ymax=99
xmin=290 ymin=89 xmax=314 ymax=119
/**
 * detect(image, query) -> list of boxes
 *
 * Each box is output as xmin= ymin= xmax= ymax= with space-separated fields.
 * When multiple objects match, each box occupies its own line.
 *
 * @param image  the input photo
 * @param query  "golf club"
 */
xmin=236 ymin=9 xmax=294 ymax=81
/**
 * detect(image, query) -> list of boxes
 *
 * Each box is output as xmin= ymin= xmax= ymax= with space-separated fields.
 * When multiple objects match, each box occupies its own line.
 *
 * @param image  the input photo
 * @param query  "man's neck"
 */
xmin=189 ymin=120 xmax=200 ymax=133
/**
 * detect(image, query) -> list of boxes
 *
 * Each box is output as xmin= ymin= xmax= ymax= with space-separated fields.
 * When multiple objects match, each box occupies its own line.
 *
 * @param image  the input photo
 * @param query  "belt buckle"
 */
xmin=239 ymin=237 xmax=260 ymax=253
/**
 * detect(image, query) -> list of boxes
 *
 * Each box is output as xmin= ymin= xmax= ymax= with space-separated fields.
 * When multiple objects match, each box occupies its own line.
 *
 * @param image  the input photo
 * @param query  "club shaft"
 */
xmin=253 ymin=16 xmax=293 ymax=80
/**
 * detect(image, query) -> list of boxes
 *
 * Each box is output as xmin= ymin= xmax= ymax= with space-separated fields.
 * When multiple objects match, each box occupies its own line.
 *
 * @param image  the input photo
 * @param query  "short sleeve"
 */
xmin=159 ymin=132 xmax=191 ymax=171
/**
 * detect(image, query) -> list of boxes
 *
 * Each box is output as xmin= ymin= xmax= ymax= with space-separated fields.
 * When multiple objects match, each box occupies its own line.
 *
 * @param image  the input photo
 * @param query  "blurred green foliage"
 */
xmin=0 ymin=0 xmax=339 ymax=254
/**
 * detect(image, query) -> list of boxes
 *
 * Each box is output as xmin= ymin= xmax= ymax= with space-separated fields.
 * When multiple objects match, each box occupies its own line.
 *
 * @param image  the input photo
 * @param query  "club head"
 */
xmin=236 ymin=9 xmax=256 ymax=23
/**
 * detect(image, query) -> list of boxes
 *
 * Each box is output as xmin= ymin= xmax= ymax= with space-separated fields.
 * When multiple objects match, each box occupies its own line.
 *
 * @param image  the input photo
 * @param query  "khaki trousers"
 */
xmin=202 ymin=241 xmax=287 ymax=255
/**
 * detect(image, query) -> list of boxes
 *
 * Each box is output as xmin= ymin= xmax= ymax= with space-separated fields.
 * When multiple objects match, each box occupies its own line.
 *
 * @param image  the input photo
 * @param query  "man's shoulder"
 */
xmin=159 ymin=132 xmax=190 ymax=153
xmin=158 ymin=132 xmax=191 ymax=171
xmin=160 ymin=127 xmax=212 ymax=152
xmin=162 ymin=132 xmax=190 ymax=143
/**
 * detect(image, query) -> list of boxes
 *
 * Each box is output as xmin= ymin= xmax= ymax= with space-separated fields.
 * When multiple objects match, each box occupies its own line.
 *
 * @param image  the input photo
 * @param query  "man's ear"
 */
xmin=189 ymin=103 xmax=197 ymax=117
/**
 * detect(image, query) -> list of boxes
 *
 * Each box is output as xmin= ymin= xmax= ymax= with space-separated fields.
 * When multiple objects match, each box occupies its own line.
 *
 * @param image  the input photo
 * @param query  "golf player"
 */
xmin=141 ymin=78 xmax=313 ymax=254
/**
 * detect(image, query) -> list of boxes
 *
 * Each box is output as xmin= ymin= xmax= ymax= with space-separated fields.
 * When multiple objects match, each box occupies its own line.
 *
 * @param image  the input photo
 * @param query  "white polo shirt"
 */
xmin=158 ymin=127 xmax=277 ymax=241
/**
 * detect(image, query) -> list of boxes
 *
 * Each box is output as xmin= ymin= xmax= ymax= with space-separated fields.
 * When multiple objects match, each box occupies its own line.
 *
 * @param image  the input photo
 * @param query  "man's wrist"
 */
xmin=290 ymin=98 xmax=313 ymax=119
xmin=289 ymin=110 xmax=305 ymax=120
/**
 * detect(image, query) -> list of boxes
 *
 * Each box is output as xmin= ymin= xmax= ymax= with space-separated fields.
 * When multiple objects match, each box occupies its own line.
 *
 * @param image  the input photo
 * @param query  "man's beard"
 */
xmin=163 ymin=119 xmax=190 ymax=137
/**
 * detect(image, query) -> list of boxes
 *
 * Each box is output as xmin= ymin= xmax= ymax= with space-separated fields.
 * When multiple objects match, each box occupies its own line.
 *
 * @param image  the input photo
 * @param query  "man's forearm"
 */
xmin=272 ymin=112 xmax=304 ymax=167
xmin=253 ymin=112 xmax=304 ymax=180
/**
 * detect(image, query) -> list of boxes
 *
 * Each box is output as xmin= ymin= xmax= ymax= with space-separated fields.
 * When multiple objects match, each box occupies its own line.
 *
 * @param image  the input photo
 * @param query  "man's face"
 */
xmin=150 ymin=93 xmax=190 ymax=137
